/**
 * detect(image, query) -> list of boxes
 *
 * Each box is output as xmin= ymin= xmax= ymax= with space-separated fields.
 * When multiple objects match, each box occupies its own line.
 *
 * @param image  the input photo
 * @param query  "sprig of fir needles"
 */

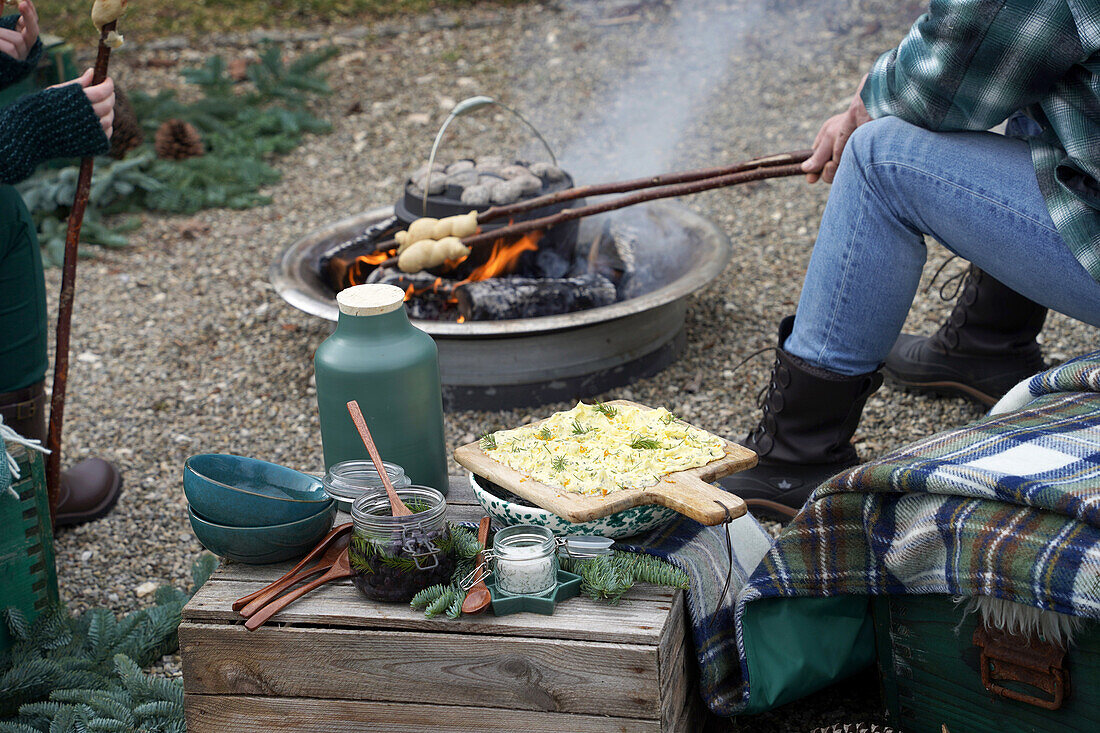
xmin=571 ymin=418 xmax=591 ymax=435
xmin=630 ymin=435 xmax=663 ymax=450
xmin=551 ymin=456 xmax=568 ymax=472
xmin=479 ymin=432 xmax=497 ymax=451
xmin=537 ymin=426 xmax=553 ymax=440
xmin=593 ymin=401 xmax=618 ymax=419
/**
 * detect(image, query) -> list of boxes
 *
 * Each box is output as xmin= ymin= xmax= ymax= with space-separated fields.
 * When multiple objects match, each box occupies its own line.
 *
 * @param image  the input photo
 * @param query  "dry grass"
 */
xmin=37 ymin=0 xmax=509 ymax=47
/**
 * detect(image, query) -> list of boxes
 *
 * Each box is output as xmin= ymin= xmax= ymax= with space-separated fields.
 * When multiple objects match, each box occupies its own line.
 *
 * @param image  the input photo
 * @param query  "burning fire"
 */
xmin=348 ymin=248 xmax=397 ymax=285
xmin=347 ymin=229 xmax=544 ymax=321
xmin=460 ymin=231 xmax=541 ymax=283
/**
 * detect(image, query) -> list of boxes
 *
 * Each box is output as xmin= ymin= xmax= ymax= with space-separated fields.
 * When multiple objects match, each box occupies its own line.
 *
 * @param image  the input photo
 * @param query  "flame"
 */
xmin=347 ymin=248 xmax=397 ymax=286
xmin=361 ymin=251 xmax=392 ymax=265
xmin=354 ymin=230 xmax=543 ymax=324
xmin=461 ymin=230 xmax=542 ymax=283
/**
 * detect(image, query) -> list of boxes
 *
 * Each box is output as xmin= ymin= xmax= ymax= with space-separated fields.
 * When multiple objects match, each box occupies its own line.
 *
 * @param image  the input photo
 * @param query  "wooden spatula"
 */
xmin=238 ymin=535 xmax=350 ymax=619
xmin=231 ymin=523 xmax=352 ymax=612
xmin=245 ymin=548 xmax=354 ymax=631
xmin=346 ymin=400 xmax=412 ymax=517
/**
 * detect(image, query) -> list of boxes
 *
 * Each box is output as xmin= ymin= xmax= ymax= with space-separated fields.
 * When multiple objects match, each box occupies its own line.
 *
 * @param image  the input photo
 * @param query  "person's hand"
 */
xmin=51 ymin=68 xmax=115 ymax=138
xmin=802 ymin=74 xmax=872 ymax=184
xmin=0 ymin=0 xmax=39 ymax=61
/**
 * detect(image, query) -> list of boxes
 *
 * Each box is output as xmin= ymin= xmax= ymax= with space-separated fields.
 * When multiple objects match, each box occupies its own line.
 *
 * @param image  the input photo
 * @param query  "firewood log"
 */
xmin=454 ymin=274 xmax=616 ymax=321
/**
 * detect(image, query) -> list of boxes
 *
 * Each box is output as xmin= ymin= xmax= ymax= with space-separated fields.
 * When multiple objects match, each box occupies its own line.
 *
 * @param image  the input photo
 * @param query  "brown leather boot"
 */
xmin=0 ymin=380 xmax=122 ymax=527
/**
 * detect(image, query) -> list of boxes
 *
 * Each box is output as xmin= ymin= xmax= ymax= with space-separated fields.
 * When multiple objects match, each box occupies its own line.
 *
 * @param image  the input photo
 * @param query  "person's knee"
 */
xmin=847 ymin=116 xmax=914 ymax=169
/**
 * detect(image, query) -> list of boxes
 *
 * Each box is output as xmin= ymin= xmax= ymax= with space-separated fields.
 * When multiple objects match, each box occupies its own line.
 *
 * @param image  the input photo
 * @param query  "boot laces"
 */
xmin=730 ymin=345 xmax=781 ymax=443
xmin=927 ymin=255 xmax=967 ymax=302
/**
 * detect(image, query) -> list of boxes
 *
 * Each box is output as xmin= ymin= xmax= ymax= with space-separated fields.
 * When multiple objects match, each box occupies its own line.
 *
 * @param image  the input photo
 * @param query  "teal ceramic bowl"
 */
xmin=184 ymin=454 xmax=333 ymax=527
xmin=469 ymin=473 xmax=679 ymax=540
xmin=188 ymin=504 xmax=336 ymax=564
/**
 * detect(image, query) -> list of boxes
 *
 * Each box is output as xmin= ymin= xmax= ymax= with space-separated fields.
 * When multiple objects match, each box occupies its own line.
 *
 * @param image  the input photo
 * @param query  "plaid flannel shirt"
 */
xmin=861 ymin=0 xmax=1100 ymax=282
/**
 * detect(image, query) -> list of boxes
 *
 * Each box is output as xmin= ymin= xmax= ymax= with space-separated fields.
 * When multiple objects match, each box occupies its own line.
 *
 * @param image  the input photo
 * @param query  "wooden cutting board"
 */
xmin=452 ymin=400 xmax=756 ymax=526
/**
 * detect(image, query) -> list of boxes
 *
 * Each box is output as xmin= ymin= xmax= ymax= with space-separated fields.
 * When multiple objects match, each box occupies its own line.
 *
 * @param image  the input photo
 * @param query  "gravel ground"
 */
xmin=43 ymin=0 xmax=1097 ymax=727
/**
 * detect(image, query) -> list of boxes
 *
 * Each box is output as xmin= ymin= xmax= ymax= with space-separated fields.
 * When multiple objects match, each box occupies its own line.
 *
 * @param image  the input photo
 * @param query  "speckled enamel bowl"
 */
xmin=469 ymin=473 xmax=679 ymax=539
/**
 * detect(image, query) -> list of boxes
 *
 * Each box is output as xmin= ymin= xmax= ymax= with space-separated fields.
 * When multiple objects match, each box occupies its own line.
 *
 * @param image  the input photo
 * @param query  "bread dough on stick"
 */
xmin=398 ymin=237 xmax=470 ymax=273
xmin=397 ymin=211 xmax=479 ymax=252
xmin=92 ymin=0 xmax=128 ymax=30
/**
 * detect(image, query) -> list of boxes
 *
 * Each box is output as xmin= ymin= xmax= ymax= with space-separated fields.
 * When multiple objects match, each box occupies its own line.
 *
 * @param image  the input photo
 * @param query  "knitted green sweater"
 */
xmin=0 ymin=14 xmax=109 ymax=185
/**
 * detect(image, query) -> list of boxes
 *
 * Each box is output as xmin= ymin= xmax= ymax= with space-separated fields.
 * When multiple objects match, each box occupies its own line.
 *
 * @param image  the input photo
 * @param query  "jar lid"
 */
xmin=336 ymin=284 xmax=406 ymax=316
xmin=323 ymin=460 xmax=410 ymax=500
xmin=351 ymin=485 xmax=447 ymax=529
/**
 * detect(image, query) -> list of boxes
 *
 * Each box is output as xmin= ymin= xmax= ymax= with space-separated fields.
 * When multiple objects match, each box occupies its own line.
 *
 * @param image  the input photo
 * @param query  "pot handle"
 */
xmin=421 ymin=96 xmax=559 ymax=215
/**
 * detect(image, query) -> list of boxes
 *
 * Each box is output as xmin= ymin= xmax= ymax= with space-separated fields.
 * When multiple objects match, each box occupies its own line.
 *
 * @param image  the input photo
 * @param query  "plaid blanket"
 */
xmin=631 ymin=351 xmax=1100 ymax=716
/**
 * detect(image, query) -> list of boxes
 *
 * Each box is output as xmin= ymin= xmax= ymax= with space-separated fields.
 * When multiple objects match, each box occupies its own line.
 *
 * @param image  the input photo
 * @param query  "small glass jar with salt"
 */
xmin=491 ymin=525 xmax=559 ymax=596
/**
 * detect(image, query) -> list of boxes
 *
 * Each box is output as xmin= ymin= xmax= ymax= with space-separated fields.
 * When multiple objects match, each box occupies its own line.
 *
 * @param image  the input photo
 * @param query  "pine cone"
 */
xmin=109 ymin=87 xmax=144 ymax=159
xmin=154 ymin=119 xmax=205 ymax=160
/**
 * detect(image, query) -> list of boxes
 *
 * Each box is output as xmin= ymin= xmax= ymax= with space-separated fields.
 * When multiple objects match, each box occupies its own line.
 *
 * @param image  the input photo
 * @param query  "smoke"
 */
xmin=554 ymin=0 xmax=765 ymax=185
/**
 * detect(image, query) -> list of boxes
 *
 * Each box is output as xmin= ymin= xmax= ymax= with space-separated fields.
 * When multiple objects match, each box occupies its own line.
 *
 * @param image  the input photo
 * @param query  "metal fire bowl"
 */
xmin=269 ymin=201 xmax=731 ymax=410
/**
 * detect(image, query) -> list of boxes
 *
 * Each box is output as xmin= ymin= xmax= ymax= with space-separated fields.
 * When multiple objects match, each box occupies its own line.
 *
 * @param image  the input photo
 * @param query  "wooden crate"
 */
xmin=181 ymin=476 xmax=702 ymax=732
xmin=874 ymin=595 xmax=1100 ymax=732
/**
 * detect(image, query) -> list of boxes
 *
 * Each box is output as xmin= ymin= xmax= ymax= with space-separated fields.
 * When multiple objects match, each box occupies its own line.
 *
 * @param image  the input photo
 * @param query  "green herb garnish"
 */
xmin=479 ymin=432 xmax=497 ymax=451
xmin=572 ymin=418 xmax=591 ymax=435
xmin=537 ymin=426 xmax=552 ymax=440
xmin=660 ymin=412 xmax=676 ymax=425
xmin=630 ymin=435 xmax=662 ymax=450
xmin=593 ymin=401 xmax=618 ymax=419
xmin=551 ymin=456 xmax=568 ymax=472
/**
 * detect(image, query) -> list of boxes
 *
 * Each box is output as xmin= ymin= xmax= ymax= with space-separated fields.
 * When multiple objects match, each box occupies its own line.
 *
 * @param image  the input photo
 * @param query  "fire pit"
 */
xmin=270 ymin=159 xmax=732 ymax=409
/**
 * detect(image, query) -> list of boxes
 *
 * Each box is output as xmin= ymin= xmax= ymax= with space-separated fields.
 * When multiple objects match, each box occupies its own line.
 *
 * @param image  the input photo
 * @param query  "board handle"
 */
xmin=641 ymin=476 xmax=747 ymax=525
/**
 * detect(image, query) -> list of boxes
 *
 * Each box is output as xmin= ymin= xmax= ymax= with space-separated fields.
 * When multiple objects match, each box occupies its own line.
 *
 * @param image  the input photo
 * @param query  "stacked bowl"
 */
xmin=184 ymin=454 xmax=335 ymax=564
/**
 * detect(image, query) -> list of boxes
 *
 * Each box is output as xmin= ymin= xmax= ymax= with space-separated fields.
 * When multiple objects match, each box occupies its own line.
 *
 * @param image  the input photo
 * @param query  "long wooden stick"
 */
xmin=367 ymin=150 xmax=811 ymax=256
xmin=46 ymin=20 xmax=115 ymax=518
xmin=378 ymin=160 xmax=805 ymax=269
xmin=478 ymin=149 xmax=812 ymax=224
xmin=462 ymin=162 xmax=806 ymax=250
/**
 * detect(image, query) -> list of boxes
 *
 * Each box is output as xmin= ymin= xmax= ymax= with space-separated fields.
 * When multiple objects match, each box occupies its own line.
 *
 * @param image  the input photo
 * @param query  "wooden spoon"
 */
xmin=346 ymin=400 xmax=412 ymax=517
xmin=245 ymin=548 xmax=354 ymax=631
xmin=461 ymin=517 xmax=492 ymax=615
xmin=238 ymin=534 xmax=350 ymax=619
xmin=231 ymin=522 xmax=353 ymax=612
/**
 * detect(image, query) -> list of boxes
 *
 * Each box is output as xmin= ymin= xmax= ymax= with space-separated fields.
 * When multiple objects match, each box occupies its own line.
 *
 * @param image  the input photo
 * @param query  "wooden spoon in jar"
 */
xmin=346 ymin=400 xmax=412 ymax=517
xmin=461 ymin=517 xmax=492 ymax=615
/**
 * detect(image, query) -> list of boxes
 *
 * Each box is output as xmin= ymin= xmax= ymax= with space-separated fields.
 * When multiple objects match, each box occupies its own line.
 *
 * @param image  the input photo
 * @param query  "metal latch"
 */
xmin=972 ymin=625 xmax=1068 ymax=710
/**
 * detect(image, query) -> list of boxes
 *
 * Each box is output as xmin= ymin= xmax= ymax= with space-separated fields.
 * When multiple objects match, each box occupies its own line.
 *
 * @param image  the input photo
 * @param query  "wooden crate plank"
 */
xmin=183 ymin=694 xmax=661 ymax=733
xmin=199 ymin=562 xmax=677 ymax=603
xmin=185 ymin=578 xmax=668 ymax=645
xmin=658 ymin=593 xmax=692 ymax=732
xmin=669 ymin=683 xmax=705 ymax=733
xmin=179 ymin=622 xmax=662 ymax=718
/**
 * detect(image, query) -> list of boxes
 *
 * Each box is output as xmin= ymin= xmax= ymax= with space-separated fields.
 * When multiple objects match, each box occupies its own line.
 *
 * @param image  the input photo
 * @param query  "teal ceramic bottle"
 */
xmin=314 ymin=284 xmax=449 ymax=494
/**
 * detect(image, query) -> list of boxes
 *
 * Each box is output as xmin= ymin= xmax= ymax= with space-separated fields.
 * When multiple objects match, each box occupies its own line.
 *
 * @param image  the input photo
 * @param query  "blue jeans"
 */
xmin=785 ymin=116 xmax=1100 ymax=376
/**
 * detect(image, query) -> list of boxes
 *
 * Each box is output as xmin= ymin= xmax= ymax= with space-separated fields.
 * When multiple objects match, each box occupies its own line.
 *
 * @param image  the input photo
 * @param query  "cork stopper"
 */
xmin=336 ymin=284 xmax=406 ymax=317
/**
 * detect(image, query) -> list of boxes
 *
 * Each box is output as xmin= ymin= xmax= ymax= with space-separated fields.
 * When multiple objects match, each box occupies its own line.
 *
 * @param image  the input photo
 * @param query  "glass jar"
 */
xmin=323 ymin=460 xmax=411 ymax=514
xmin=491 ymin=525 xmax=559 ymax=596
xmin=349 ymin=485 xmax=455 ymax=603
